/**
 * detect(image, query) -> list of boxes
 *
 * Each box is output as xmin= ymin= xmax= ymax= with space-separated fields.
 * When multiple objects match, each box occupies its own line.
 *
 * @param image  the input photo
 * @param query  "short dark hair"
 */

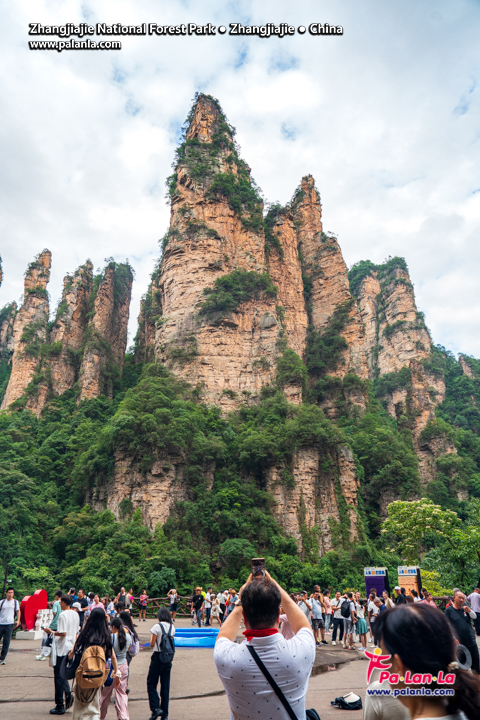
xmin=6 ymin=587 xmax=14 ymax=593
xmin=61 ymin=594 xmax=73 ymax=606
xmin=115 ymin=602 xmax=126 ymax=612
xmin=241 ymin=580 xmax=281 ymax=629
xmin=55 ymin=590 xmax=62 ymax=598
xmin=157 ymin=607 xmax=172 ymax=624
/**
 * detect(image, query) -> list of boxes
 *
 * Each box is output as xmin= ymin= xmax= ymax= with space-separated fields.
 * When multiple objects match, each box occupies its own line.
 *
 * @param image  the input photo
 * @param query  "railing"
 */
xmin=131 ymin=595 xmax=194 ymax=617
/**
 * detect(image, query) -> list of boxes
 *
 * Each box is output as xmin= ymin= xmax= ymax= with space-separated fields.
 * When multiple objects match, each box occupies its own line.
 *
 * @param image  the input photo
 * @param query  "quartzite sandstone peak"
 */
xmin=1 ymin=250 xmax=51 ymax=410
xmin=0 ymin=254 xmax=132 ymax=414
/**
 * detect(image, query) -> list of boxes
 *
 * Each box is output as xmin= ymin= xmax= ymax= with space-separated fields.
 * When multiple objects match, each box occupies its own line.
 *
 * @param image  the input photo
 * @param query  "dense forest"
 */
xmin=1 ymin=323 xmax=480 ymax=598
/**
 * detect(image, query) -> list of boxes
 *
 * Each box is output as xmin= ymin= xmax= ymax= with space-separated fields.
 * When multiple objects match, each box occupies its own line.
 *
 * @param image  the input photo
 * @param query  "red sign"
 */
xmin=20 ymin=589 xmax=48 ymax=630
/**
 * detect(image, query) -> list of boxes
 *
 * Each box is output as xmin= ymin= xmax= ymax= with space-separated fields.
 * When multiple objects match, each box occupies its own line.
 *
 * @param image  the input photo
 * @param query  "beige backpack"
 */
xmin=75 ymin=645 xmax=108 ymax=689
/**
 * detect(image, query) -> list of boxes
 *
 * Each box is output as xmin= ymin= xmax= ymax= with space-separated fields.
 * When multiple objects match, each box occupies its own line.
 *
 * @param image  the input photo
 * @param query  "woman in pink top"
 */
xmin=89 ymin=594 xmax=105 ymax=612
xmin=421 ymin=592 xmax=438 ymax=608
xmin=279 ymin=595 xmax=297 ymax=640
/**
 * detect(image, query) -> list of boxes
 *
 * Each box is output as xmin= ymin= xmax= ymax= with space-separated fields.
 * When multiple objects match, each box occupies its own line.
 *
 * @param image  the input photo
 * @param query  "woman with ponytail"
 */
xmin=99 ymin=617 xmax=131 ymax=720
xmin=373 ymin=603 xmax=480 ymax=719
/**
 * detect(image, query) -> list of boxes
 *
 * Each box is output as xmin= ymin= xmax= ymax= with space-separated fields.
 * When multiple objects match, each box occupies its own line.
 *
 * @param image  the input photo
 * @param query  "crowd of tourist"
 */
xmin=1 ymin=582 xmax=480 ymax=719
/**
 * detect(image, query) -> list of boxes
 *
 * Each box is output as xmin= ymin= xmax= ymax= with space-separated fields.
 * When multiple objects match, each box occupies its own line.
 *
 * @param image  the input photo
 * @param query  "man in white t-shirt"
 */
xmin=0 ymin=588 xmax=21 ymax=664
xmin=214 ymin=572 xmax=315 ymax=720
xmin=204 ymin=587 xmax=212 ymax=626
xmin=45 ymin=594 xmax=79 ymax=714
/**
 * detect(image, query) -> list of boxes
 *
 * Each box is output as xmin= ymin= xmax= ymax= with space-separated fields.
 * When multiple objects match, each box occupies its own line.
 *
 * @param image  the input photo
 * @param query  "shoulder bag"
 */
xmin=246 ymin=644 xmax=320 ymax=720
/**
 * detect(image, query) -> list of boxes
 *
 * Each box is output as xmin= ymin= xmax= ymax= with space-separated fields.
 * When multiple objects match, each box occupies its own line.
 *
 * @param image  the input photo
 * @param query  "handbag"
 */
xmin=246 ymin=644 xmax=321 ymax=720
xmin=63 ymin=647 xmax=82 ymax=680
xmin=104 ymin=659 xmax=114 ymax=687
xmin=331 ymin=693 xmax=362 ymax=710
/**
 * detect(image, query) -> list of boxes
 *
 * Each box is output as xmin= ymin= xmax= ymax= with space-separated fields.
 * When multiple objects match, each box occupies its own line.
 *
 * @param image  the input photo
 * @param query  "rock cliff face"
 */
xmin=79 ymin=262 xmax=133 ymax=401
xmin=0 ymin=255 xmax=132 ymax=413
xmin=266 ymin=444 xmax=360 ymax=556
xmin=294 ymin=178 xmax=368 ymax=382
xmin=355 ymin=260 xmax=448 ymax=484
xmin=1 ymin=250 xmax=51 ymax=410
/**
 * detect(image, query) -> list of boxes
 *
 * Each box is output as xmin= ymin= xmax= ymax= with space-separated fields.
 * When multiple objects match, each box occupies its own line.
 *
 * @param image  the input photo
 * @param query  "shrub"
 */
xmin=199 ymin=269 xmax=277 ymax=315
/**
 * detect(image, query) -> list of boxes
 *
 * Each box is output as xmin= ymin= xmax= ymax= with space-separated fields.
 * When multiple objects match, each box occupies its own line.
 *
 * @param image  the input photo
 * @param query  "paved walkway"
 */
xmin=0 ymin=619 xmax=372 ymax=719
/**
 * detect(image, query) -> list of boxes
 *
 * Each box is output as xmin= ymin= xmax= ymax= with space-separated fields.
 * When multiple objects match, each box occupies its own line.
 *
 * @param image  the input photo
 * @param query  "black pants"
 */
xmin=0 ymin=624 xmax=14 ymax=662
xmin=332 ymin=617 xmax=344 ymax=642
xmin=220 ymin=604 xmax=225 ymax=622
xmin=473 ymin=615 xmax=480 ymax=636
xmin=467 ymin=643 xmax=480 ymax=674
xmin=54 ymin=655 xmax=71 ymax=709
xmin=205 ymin=608 xmax=211 ymax=625
xmin=147 ymin=652 xmax=172 ymax=716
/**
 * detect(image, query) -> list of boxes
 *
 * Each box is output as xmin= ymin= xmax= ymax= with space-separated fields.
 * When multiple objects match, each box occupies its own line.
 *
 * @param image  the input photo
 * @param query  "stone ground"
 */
xmin=0 ymin=618 xmax=384 ymax=719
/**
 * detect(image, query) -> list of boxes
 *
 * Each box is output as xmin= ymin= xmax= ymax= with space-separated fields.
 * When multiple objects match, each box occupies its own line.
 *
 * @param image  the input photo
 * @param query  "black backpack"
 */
xmin=157 ymin=623 xmax=175 ymax=663
xmin=340 ymin=599 xmax=351 ymax=618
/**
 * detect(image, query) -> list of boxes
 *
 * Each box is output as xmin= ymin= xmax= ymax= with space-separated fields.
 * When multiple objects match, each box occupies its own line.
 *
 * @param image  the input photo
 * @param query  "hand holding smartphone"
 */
xmin=251 ymin=557 xmax=265 ymax=581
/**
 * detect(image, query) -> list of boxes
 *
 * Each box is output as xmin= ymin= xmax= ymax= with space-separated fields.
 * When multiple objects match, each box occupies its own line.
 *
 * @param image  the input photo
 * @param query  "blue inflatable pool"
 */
xmin=174 ymin=627 xmax=219 ymax=647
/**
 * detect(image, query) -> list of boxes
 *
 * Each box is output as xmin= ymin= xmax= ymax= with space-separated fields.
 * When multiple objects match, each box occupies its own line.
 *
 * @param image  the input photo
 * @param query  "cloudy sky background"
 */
xmin=1 ymin=0 xmax=479 ymax=356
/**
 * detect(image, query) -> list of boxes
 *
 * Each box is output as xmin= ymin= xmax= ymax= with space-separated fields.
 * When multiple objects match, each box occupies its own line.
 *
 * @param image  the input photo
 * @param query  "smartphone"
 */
xmin=251 ymin=557 xmax=265 ymax=581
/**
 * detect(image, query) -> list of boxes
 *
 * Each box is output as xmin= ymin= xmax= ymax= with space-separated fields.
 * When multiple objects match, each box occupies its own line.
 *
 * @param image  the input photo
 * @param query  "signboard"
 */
xmin=364 ymin=567 xmax=389 ymax=596
xmin=397 ymin=566 xmax=422 ymax=595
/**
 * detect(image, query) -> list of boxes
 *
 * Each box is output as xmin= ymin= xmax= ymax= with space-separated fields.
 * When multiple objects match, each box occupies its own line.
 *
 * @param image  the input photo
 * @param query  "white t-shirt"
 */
xmin=151 ymin=621 xmax=176 ymax=650
xmin=56 ymin=609 xmax=79 ymax=656
xmin=330 ymin=598 xmax=343 ymax=618
xmin=0 ymin=598 xmax=19 ymax=625
xmin=205 ymin=592 xmax=211 ymax=609
xmin=355 ymin=602 xmax=365 ymax=619
xmin=368 ymin=600 xmax=379 ymax=618
xmin=214 ymin=628 xmax=315 ymax=720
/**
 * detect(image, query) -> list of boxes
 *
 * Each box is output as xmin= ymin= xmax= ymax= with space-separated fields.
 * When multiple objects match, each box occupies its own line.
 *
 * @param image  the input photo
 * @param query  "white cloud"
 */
xmin=1 ymin=0 xmax=479 ymax=355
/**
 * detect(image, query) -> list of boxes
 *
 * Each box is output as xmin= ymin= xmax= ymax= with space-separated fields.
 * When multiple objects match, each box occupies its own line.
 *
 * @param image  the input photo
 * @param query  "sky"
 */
xmin=1 ymin=0 xmax=479 ymax=357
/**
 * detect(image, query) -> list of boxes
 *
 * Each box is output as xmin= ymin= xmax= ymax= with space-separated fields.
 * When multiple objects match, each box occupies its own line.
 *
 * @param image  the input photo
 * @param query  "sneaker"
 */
xmin=36 ymin=654 xmax=43 ymax=660
xmin=316 ymin=641 xmax=320 ymax=646
xmin=0 ymin=660 xmax=5 ymax=665
xmin=331 ymin=641 xmax=336 ymax=646
xmin=49 ymin=708 xmax=65 ymax=715
xmin=321 ymin=640 xmax=328 ymax=645
xmin=343 ymin=645 xmax=348 ymax=649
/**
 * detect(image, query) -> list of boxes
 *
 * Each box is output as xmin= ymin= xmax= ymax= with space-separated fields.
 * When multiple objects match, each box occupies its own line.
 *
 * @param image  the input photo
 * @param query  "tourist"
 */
xmin=298 ymin=590 xmax=312 ymax=626
xmin=421 ymin=592 xmax=437 ymax=608
xmin=323 ymin=589 xmax=332 ymax=633
xmin=37 ymin=590 xmax=63 ymax=661
xmin=139 ymin=590 xmax=148 ymax=622
xmin=279 ymin=595 xmax=297 ymax=640
xmin=106 ymin=596 xmax=115 ymax=618
xmin=100 ymin=617 xmax=131 ymax=719
xmin=0 ymin=587 xmax=21 ymax=665
xmin=116 ymin=587 xmax=128 ymax=606
xmin=226 ymin=589 xmax=239 ymax=618
xmin=217 ymin=590 xmax=227 ymax=622
xmin=204 ymin=587 xmax=212 ymax=626
xmin=68 ymin=588 xmax=77 ymax=602
xmin=368 ymin=592 xmax=379 ymax=645
xmin=375 ymin=603 xmax=480 ymax=719
xmin=214 ymin=571 xmax=315 ymax=720
xmin=77 ymin=589 xmax=88 ymax=628
xmin=393 ymin=586 xmax=406 ymax=605
xmin=311 ymin=590 xmax=327 ymax=645
xmin=147 ymin=607 xmax=176 ymax=720
xmin=90 ymin=594 xmax=105 ymax=613
xmin=115 ymin=602 xmax=126 ymax=617
xmin=467 ymin=587 xmax=480 ymax=636
xmin=411 ymin=589 xmax=421 ymax=602
xmin=330 ymin=590 xmax=344 ymax=645
xmin=445 ymin=589 xmax=479 ymax=673
xmin=119 ymin=611 xmax=139 ymax=667
xmin=69 ymin=607 xmax=119 ymax=719
xmin=210 ymin=593 xmax=222 ymax=626
xmin=374 ymin=597 xmax=387 ymax=614
xmin=354 ymin=593 xmax=368 ymax=650
xmin=45 ymin=594 xmax=79 ymax=715
xmin=382 ymin=590 xmax=395 ymax=610
xmin=342 ymin=592 xmax=357 ymax=650
xmin=191 ymin=587 xmax=204 ymax=626
xmin=166 ymin=589 xmax=179 ymax=622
